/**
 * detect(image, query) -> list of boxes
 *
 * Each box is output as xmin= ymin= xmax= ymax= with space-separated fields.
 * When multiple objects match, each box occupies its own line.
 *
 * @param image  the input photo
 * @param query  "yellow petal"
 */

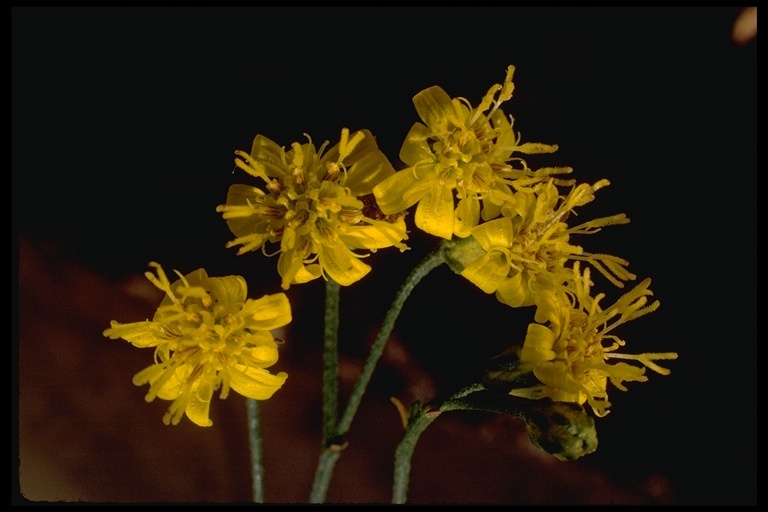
xmin=247 ymin=343 xmax=279 ymax=367
xmin=490 ymin=111 xmax=516 ymax=162
xmin=205 ymin=275 xmax=248 ymax=309
xmin=103 ymin=321 xmax=164 ymax=348
xmin=318 ymin=242 xmax=371 ymax=286
xmin=534 ymin=361 xmax=584 ymax=396
xmin=520 ymin=324 xmax=557 ymax=362
xmin=413 ymin=86 xmax=454 ymax=131
xmin=460 ymin=252 xmax=509 ymax=294
xmin=539 ymin=385 xmax=584 ymax=407
xmin=496 ymin=272 xmax=535 ymax=308
xmin=228 ymin=364 xmax=287 ymax=400
xmin=132 ymin=364 xmax=165 ymax=388
xmin=344 ymin=149 xmax=396 ymax=196
xmin=289 ymin=264 xmax=323 ymax=286
xmin=243 ymin=293 xmax=292 ymax=330
xmin=454 ymin=197 xmax=480 ymax=238
xmin=250 ymin=134 xmax=289 ymax=178
xmin=414 ymin=185 xmax=454 ymax=240
xmin=277 ymin=252 xmax=323 ymax=289
xmin=222 ymin=184 xmax=272 ymax=239
xmin=372 ymin=165 xmax=434 ymax=215
xmin=480 ymin=201 xmax=502 ymax=223
xmin=470 ymin=217 xmax=514 ymax=252
xmin=340 ymin=218 xmax=408 ymax=250
xmin=533 ymin=289 xmax=563 ymax=325
xmin=399 ymin=123 xmax=434 ymax=167
xmin=154 ymin=365 xmax=191 ymax=401
xmin=185 ymin=376 xmax=214 ymax=427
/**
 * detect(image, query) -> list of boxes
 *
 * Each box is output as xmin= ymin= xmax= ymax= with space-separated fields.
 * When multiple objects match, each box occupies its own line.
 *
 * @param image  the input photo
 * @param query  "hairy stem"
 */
xmin=322 ymin=279 xmax=341 ymax=444
xmin=309 ymin=240 xmax=451 ymax=503
xmin=246 ymin=398 xmax=265 ymax=503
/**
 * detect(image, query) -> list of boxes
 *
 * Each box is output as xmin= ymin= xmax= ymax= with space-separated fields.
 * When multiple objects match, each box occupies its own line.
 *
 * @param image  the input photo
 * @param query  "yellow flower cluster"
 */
xmin=389 ymin=67 xmax=679 ymax=415
xmin=104 ymin=64 xmax=677 ymax=430
xmin=373 ymin=65 xmax=571 ymax=240
xmin=456 ymin=179 xmax=635 ymax=307
xmin=509 ymin=264 xmax=678 ymax=417
xmin=103 ymin=263 xmax=291 ymax=426
xmin=217 ymin=128 xmax=408 ymax=289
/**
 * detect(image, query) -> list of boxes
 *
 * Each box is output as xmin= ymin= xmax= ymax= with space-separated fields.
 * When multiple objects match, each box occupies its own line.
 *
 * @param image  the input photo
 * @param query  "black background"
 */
xmin=14 ymin=7 xmax=756 ymax=505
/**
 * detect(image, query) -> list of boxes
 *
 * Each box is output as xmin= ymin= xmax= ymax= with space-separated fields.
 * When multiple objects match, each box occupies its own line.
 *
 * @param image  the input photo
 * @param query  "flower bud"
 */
xmin=524 ymin=400 xmax=598 ymax=461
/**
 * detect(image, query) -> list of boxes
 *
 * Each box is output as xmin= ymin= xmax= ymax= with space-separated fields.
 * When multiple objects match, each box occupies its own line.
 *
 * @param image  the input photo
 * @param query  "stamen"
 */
xmin=267 ymin=179 xmax=283 ymax=194
xmin=325 ymin=162 xmax=340 ymax=182
xmin=293 ymin=166 xmax=305 ymax=186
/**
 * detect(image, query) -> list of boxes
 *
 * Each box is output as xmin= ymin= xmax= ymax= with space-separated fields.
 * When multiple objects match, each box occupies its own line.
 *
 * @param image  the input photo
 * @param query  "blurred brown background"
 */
xmin=18 ymin=236 xmax=681 ymax=504
xmin=14 ymin=7 xmax=756 ymax=504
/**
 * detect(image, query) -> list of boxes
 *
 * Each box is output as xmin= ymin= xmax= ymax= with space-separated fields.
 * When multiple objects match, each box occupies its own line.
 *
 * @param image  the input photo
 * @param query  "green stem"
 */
xmin=322 ymin=279 xmax=341 ymax=444
xmin=246 ymin=398 xmax=265 ymax=503
xmin=309 ymin=279 xmax=341 ymax=503
xmin=337 ymin=241 xmax=450 ymax=435
xmin=392 ymin=383 xmax=529 ymax=504
xmin=309 ymin=448 xmax=342 ymax=502
xmin=392 ymin=409 xmax=440 ymax=504
xmin=440 ymin=382 xmax=487 ymax=408
xmin=309 ymin=240 xmax=451 ymax=503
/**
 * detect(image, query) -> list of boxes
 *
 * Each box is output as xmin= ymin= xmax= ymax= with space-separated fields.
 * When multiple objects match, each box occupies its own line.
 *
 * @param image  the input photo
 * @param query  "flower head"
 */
xmin=509 ymin=263 xmax=678 ymax=417
xmin=217 ymin=128 xmax=408 ymax=289
xmin=373 ymin=65 xmax=571 ymax=240
xmin=450 ymin=179 xmax=634 ymax=307
xmin=103 ymin=262 xmax=291 ymax=427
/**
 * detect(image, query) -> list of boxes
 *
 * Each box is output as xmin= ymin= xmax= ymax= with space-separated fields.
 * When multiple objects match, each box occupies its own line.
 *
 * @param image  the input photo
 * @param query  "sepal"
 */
xmin=482 ymin=346 xmax=538 ymax=393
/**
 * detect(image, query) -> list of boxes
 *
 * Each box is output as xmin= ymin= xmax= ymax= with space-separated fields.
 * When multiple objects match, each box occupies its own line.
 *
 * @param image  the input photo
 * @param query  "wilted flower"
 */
xmin=509 ymin=263 xmax=678 ymax=417
xmin=451 ymin=179 xmax=634 ymax=307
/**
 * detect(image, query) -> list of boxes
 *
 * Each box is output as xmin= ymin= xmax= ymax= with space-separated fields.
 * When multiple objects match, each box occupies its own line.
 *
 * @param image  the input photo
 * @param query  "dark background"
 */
xmin=14 ymin=7 xmax=756 ymax=505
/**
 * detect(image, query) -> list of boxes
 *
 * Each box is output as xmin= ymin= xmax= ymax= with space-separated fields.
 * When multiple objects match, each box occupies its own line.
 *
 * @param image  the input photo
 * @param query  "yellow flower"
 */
xmin=103 ymin=262 xmax=291 ymax=427
xmin=373 ymin=65 xmax=571 ymax=240
xmin=217 ymin=128 xmax=408 ymax=289
xmin=509 ymin=263 xmax=678 ymax=417
xmin=455 ymin=179 xmax=635 ymax=307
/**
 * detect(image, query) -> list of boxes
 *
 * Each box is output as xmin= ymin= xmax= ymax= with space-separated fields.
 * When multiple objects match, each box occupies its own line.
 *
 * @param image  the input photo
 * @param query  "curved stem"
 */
xmin=392 ymin=383 xmax=531 ymax=504
xmin=336 ymin=241 xmax=450 ymax=436
xmin=392 ymin=409 xmax=440 ymax=504
xmin=309 ymin=240 xmax=451 ymax=503
xmin=246 ymin=398 xmax=265 ymax=503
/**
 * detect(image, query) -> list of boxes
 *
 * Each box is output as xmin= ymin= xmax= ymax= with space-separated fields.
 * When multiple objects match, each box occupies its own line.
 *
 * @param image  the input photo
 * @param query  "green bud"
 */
xmin=524 ymin=400 xmax=598 ymax=461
